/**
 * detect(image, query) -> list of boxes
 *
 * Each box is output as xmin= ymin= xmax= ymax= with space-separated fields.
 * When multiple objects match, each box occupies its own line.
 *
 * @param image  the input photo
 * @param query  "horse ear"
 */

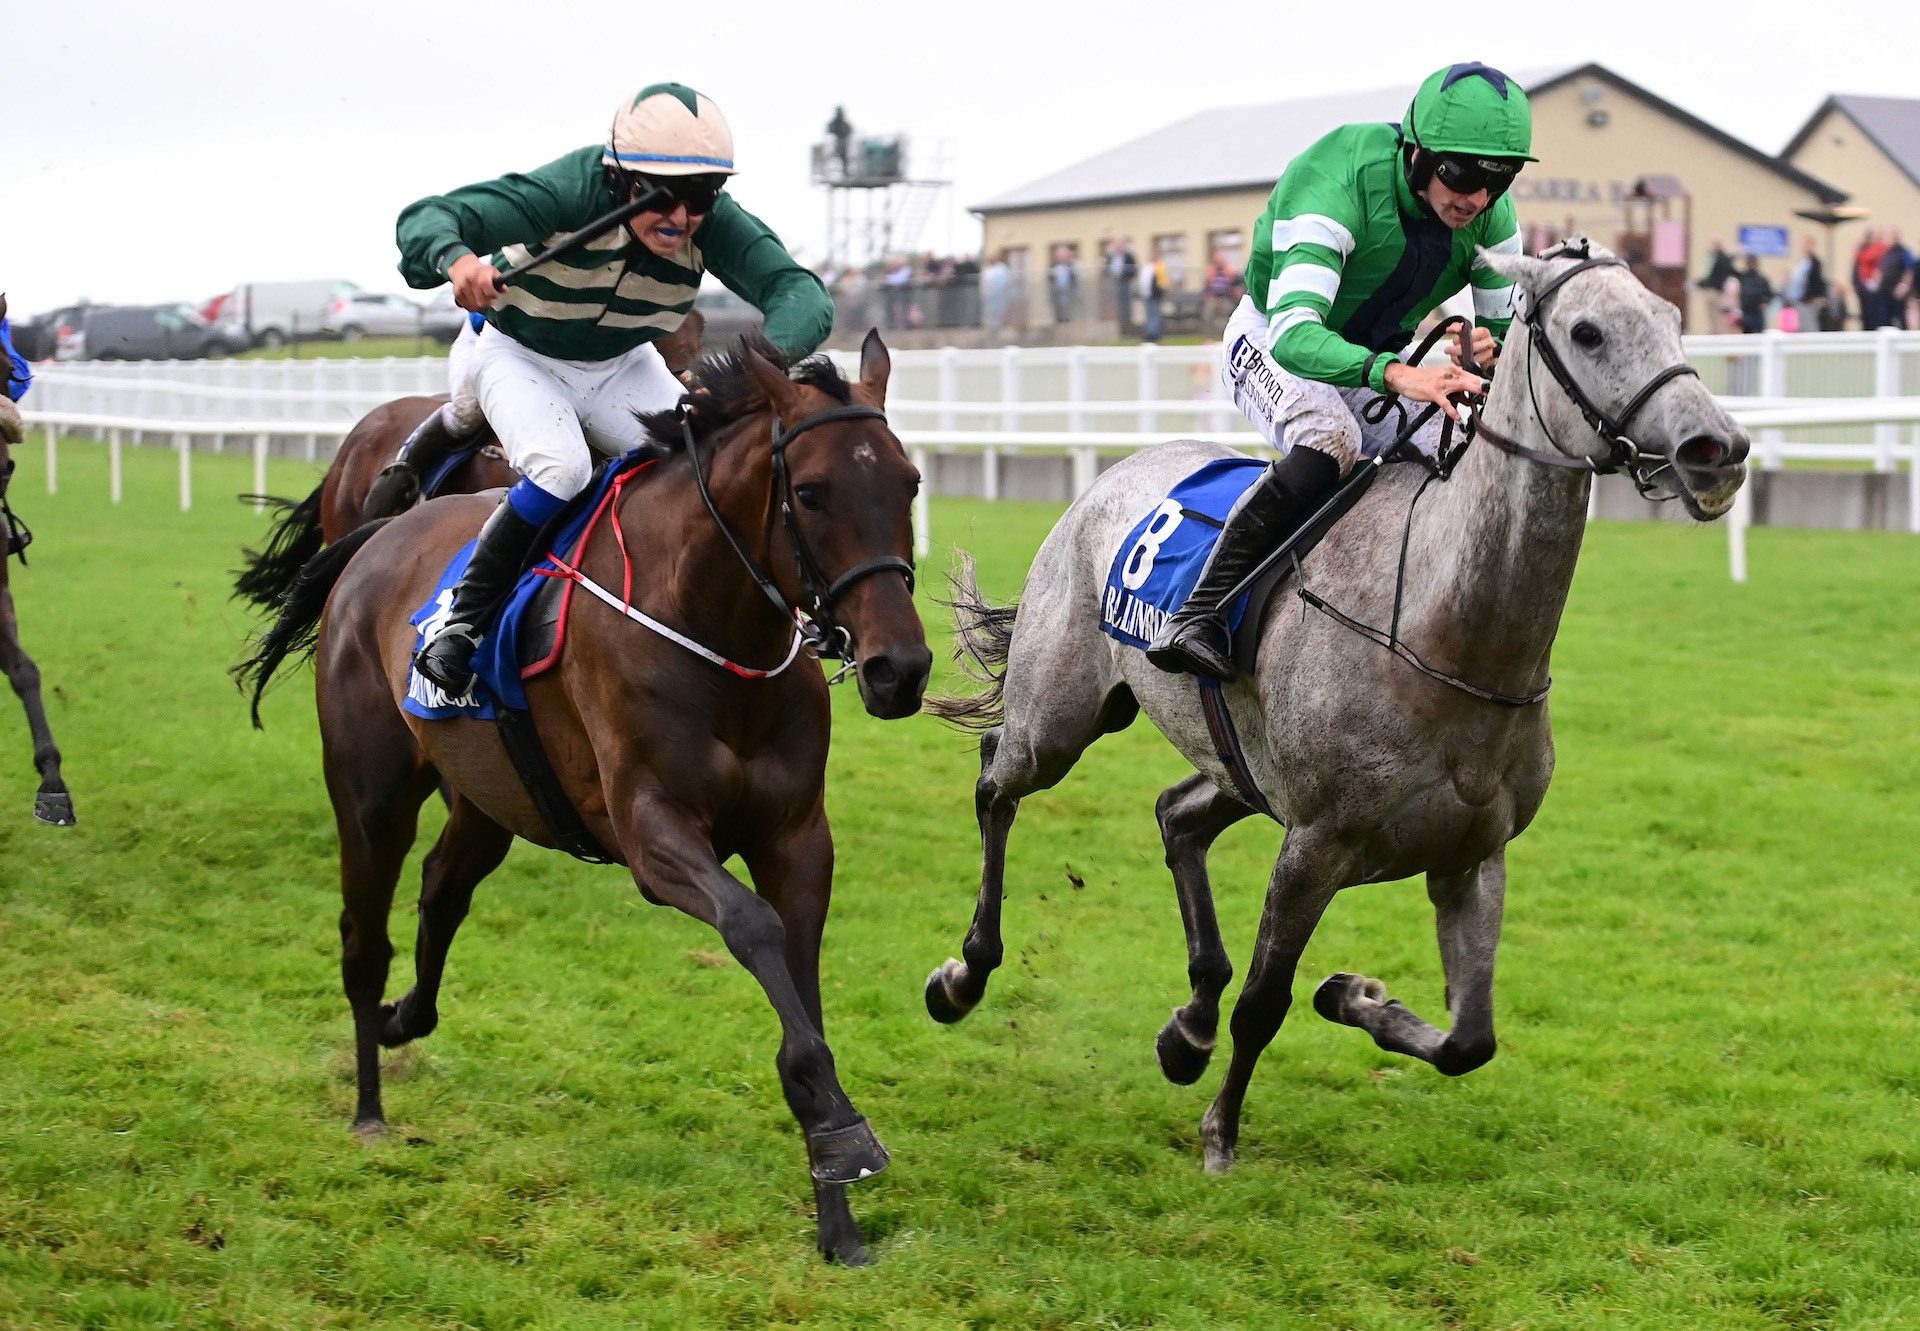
xmin=858 ymin=328 xmax=890 ymax=407
xmin=0 ymin=293 xmax=8 ymax=323
xmin=1476 ymin=246 xmax=1556 ymax=293
xmin=742 ymin=341 xmax=803 ymax=418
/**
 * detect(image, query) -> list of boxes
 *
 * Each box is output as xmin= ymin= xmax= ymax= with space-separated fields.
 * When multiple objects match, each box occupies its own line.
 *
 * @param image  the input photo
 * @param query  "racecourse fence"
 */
xmin=19 ymin=332 xmax=1920 ymax=582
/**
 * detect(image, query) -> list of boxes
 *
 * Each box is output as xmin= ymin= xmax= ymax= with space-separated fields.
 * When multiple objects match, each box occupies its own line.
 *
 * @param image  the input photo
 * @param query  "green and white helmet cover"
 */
xmin=605 ymin=83 xmax=737 ymax=177
xmin=1404 ymin=63 xmax=1537 ymax=162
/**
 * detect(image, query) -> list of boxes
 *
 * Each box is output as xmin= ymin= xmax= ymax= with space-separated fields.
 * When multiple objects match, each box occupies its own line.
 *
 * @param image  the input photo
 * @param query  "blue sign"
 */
xmin=1738 ymin=225 xmax=1790 ymax=257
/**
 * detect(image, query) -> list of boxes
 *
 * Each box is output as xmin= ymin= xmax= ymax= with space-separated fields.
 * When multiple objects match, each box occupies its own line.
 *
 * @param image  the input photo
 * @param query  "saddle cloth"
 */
xmin=403 ymin=450 xmax=658 ymax=720
xmin=1099 ymin=457 xmax=1269 ymax=650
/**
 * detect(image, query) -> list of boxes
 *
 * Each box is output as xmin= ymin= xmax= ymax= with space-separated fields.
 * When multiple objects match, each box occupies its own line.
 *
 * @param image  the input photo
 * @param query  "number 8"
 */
xmin=1121 ymin=499 xmax=1184 ymax=590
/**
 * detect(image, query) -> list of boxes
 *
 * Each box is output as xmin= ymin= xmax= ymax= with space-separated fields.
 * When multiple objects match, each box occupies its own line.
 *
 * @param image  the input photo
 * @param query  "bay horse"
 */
xmin=232 ymin=310 xmax=705 ymax=613
xmin=0 ymin=296 xmax=76 ymax=826
xmin=234 ymin=331 xmax=928 ymax=1264
xmin=923 ymin=241 xmax=1749 ymax=1172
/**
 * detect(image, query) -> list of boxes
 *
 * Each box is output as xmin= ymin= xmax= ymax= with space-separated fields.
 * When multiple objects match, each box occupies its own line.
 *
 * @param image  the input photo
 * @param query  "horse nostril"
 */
xmin=1676 ymin=436 xmax=1736 ymax=470
xmin=861 ymin=657 xmax=899 ymax=692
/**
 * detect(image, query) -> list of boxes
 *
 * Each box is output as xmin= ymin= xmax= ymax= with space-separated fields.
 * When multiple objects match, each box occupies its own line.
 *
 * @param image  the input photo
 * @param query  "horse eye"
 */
xmin=1572 ymin=320 xmax=1604 ymax=349
xmin=794 ymin=484 xmax=826 ymax=511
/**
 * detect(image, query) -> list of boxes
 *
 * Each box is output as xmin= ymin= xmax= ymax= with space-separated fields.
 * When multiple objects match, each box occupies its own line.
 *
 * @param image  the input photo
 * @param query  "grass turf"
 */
xmin=1 ymin=436 xmax=1917 ymax=1329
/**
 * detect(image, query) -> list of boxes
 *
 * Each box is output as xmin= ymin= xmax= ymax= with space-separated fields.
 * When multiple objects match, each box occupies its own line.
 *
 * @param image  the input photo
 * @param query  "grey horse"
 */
xmin=923 ymin=240 xmax=1749 ymax=1173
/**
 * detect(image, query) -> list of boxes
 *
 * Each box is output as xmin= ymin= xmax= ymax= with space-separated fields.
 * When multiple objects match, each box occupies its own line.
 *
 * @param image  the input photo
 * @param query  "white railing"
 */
xmin=19 ymin=335 xmax=1920 ymax=577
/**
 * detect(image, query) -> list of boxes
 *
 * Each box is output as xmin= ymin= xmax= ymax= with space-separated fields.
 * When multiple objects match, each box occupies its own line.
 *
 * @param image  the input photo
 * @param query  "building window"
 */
xmin=1207 ymin=229 xmax=1245 ymax=276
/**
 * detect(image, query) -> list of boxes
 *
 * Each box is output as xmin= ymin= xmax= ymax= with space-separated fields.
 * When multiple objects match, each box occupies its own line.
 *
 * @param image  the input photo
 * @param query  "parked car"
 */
xmin=418 ymin=290 xmax=476 ymax=343
xmin=59 ymin=304 xmax=246 ymax=362
xmin=209 ymin=279 xmax=361 ymax=347
xmin=325 ymin=290 xmax=453 ymax=342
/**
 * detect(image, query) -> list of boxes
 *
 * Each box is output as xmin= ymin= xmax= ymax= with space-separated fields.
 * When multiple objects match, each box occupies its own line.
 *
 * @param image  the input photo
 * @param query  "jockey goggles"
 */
xmin=629 ymin=171 xmax=727 ymax=214
xmin=1431 ymin=153 xmax=1523 ymax=198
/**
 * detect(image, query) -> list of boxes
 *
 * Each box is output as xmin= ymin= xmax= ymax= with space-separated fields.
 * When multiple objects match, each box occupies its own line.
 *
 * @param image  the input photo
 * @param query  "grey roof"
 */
xmin=977 ymin=63 xmax=1844 ymax=214
xmin=1784 ymin=94 xmax=1920 ymax=193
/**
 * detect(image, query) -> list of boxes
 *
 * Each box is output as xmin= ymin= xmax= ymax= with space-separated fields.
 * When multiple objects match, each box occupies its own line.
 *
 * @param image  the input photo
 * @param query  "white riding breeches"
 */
xmin=1219 ymin=296 xmax=1445 ymax=471
xmin=468 ymin=323 xmax=683 ymax=501
xmin=443 ymin=318 xmax=486 ymax=435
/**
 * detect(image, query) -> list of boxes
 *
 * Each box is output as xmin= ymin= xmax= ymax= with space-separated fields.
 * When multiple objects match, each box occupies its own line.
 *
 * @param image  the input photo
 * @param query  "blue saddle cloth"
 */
xmin=1100 ymin=457 xmax=1269 ymax=650
xmin=403 ymin=450 xmax=652 ymax=720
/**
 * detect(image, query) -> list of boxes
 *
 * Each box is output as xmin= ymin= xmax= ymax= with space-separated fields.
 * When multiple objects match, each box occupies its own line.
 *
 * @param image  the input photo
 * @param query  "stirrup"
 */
xmin=1145 ymin=614 xmax=1237 ymax=681
xmin=413 ymin=625 xmax=479 ymax=695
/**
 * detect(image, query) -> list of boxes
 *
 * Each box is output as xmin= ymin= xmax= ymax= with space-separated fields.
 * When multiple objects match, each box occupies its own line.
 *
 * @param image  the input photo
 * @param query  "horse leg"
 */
xmin=1312 ymin=850 xmax=1505 ymax=1077
xmin=379 ymin=794 xmax=514 ymax=1048
xmin=1153 ymin=774 xmax=1256 ymax=1084
xmin=0 ymin=583 xmax=74 ymax=826
xmin=1199 ymin=827 xmax=1347 ymax=1174
xmin=744 ymin=812 xmax=872 ymax=1266
xmin=926 ymin=680 xmax=1130 ymax=1022
xmin=325 ymin=708 xmax=436 ymax=1135
xmin=628 ymin=802 xmax=888 ymax=1221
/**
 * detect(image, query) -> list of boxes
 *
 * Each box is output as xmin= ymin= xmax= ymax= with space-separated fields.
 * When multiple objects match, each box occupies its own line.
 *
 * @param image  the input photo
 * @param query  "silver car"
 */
xmin=325 ymin=291 xmax=466 ymax=343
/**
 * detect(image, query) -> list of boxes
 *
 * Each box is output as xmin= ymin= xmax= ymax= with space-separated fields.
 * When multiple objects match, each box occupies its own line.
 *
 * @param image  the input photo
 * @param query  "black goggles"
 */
xmin=1431 ymin=154 xmax=1521 ymax=197
xmin=631 ymin=171 xmax=727 ymax=214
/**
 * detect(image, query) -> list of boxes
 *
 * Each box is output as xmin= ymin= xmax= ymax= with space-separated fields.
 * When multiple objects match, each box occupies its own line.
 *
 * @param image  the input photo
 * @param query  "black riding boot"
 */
xmin=364 ymin=405 xmax=469 ymax=521
xmin=1146 ymin=446 xmax=1342 ymax=681
xmin=412 ymin=499 xmax=543 ymax=697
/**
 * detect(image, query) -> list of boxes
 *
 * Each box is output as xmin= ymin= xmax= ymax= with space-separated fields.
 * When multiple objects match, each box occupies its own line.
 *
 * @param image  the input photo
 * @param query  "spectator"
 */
xmin=1048 ymin=246 xmax=1077 ymax=323
xmin=1875 ymin=228 xmax=1911 ymax=329
xmin=1201 ymin=254 xmax=1236 ymax=326
xmin=1138 ymin=252 xmax=1168 ymax=342
xmin=1696 ymin=236 xmax=1737 ymax=331
xmin=1781 ymin=235 xmax=1827 ymax=333
xmin=1853 ymin=228 xmax=1887 ymax=330
xmin=1110 ymin=238 xmax=1138 ymax=336
xmin=1734 ymin=254 xmax=1773 ymax=334
xmin=882 ymin=255 xmax=913 ymax=330
xmin=981 ymin=250 xmax=1012 ymax=329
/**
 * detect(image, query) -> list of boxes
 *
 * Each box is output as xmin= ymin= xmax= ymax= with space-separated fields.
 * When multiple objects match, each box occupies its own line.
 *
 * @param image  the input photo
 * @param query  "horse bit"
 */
xmin=681 ymin=402 xmax=915 ymax=676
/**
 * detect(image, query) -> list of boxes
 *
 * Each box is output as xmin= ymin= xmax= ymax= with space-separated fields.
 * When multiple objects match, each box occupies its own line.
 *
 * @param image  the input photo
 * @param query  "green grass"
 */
xmin=3 ymin=437 xmax=1918 ymax=1329
xmin=238 ymin=337 xmax=450 ymax=362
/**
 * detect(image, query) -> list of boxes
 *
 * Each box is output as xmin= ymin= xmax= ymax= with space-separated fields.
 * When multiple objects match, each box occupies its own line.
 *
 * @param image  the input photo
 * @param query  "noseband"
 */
xmin=1473 ymin=239 xmax=1699 ymax=499
xmin=682 ymin=401 xmax=915 ymax=665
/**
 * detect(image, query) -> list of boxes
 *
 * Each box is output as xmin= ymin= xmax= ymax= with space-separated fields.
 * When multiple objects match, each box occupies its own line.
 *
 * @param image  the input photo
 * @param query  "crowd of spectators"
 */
xmin=1695 ymin=229 xmax=1918 ymax=335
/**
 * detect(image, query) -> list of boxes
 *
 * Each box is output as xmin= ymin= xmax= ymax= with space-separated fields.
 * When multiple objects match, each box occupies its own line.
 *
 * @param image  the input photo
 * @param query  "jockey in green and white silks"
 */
xmin=399 ymin=82 xmax=833 ymax=700
xmin=1147 ymin=62 xmax=1537 ymax=682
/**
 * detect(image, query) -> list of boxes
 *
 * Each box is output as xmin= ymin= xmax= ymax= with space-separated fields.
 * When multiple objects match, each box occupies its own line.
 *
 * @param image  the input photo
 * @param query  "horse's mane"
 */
xmin=636 ymin=331 xmax=852 ymax=450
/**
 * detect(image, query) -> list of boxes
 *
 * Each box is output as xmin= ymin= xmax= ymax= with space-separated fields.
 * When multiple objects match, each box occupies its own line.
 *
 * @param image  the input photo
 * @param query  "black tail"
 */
xmin=231 ymin=518 xmax=392 ymax=728
xmin=924 ymin=551 xmax=1019 ymax=732
xmin=232 ymin=485 xmax=325 ymax=613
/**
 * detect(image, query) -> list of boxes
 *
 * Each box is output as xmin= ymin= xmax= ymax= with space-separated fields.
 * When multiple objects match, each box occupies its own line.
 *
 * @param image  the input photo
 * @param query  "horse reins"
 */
xmin=1 ymin=457 xmax=31 ymax=563
xmin=680 ymin=401 xmax=914 ymax=668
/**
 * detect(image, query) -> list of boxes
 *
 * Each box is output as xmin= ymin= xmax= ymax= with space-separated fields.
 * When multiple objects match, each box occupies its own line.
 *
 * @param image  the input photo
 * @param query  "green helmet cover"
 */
xmin=1405 ymin=63 xmax=1537 ymax=162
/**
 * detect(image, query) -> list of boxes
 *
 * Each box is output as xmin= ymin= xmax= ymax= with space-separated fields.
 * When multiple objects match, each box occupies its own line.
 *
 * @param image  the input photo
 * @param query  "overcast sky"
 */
xmin=6 ymin=1 xmax=1914 ymax=319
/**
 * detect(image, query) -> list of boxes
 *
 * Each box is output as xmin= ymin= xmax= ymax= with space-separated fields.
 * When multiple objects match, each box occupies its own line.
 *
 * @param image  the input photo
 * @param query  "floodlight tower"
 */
xmin=811 ymin=105 xmax=952 ymax=272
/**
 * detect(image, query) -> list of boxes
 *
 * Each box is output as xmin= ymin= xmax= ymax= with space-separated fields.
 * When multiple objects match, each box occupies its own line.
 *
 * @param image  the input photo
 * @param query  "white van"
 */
xmin=212 ymin=279 xmax=361 ymax=347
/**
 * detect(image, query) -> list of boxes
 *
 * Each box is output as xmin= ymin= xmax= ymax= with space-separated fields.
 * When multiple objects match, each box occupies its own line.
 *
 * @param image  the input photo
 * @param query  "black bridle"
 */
xmin=1 ymin=456 xmax=31 ymax=564
xmin=681 ymin=401 xmax=915 ymax=665
xmin=1471 ymin=238 xmax=1700 ymax=500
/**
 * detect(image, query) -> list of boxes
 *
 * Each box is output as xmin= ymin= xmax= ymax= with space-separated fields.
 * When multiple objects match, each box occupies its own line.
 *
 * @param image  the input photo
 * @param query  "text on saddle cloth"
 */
xmin=1099 ymin=457 xmax=1271 ymax=650
xmin=404 ymin=452 xmax=661 ymax=721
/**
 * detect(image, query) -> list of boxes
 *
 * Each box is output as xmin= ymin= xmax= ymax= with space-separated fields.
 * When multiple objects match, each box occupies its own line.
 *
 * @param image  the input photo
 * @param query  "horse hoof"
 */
xmin=1318 ymin=972 xmax=1387 ymax=1026
xmin=823 ymin=1238 xmax=874 ymax=1267
xmin=34 ymin=792 xmax=76 ymax=826
xmin=352 ymin=1116 xmax=388 ymax=1140
xmin=378 ymin=997 xmax=435 ymax=1048
xmin=1155 ymin=1011 xmax=1214 ymax=1086
xmin=923 ymin=959 xmax=976 ymax=1024
xmin=807 ymin=1117 xmax=890 ymax=1185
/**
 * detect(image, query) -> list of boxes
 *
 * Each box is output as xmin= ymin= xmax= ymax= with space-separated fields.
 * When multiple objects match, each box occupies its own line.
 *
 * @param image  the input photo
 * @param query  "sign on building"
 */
xmin=1737 ymin=225 xmax=1790 ymax=257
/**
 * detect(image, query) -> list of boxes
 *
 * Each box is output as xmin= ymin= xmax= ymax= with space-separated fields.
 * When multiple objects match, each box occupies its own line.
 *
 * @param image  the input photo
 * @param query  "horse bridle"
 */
xmin=681 ymin=402 xmax=915 ymax=664
xmin=1471 ymin=238 xmax=1699 ymax=499
xmin=1 ymin=456 xmax=31 ymax=563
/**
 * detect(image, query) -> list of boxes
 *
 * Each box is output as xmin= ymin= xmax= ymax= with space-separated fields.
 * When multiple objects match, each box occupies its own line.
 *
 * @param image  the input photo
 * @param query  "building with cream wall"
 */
xmin=978 ymin=64 xmax=1849 ymax=333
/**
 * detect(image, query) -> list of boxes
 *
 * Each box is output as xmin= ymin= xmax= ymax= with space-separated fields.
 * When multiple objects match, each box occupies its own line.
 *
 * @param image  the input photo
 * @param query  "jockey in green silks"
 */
xmin=1148 ymin=62 xmax=1537 ymax=681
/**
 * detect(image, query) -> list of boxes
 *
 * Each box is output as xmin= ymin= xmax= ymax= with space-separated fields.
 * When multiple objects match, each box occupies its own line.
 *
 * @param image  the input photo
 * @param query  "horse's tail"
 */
xmin=232 ymin=484 xmax=325 ymax=613
xmin=924 ymin=550 xmax=1018 ymax=732
xmin=231 ymin=518 xmax=391 ymax=729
